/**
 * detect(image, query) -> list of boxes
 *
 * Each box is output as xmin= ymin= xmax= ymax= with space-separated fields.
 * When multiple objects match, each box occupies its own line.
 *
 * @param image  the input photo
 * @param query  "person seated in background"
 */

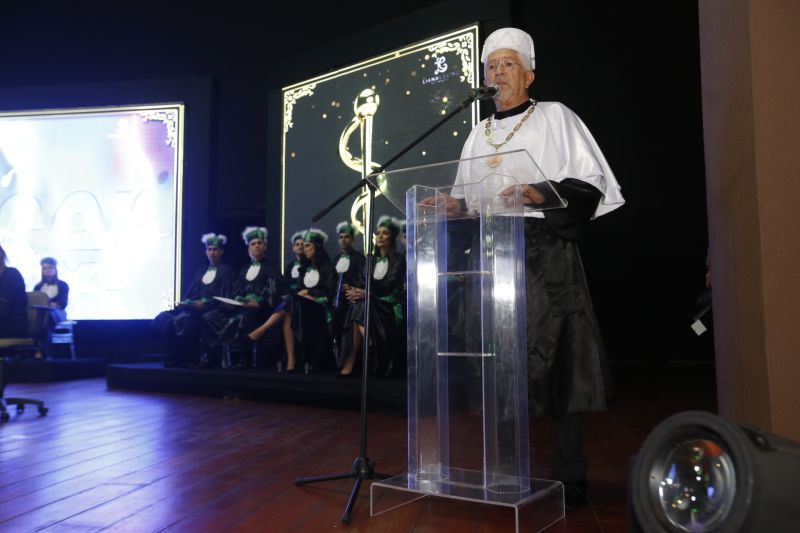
xmin=331 ymin=221 xmax=364 ymax=368
xmin=153 ymin=233 xmax=236 ymax=367
xmin=0 ymin=244 xmax=27 ymax=339
xmin=285 ymin=230 xmax=306 ymax=292
xmin=33 ymin=257 xmax=69 ymax=325
xmin=249 ymin=228 xmax=336 ymax=374
xmin=202 ymin=226 xmax=283 ymax=369
xmin=338 ymin=216 xmax=406 ymax=378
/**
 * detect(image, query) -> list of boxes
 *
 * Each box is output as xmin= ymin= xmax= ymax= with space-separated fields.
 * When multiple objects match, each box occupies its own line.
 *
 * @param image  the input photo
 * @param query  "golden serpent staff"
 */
xmin=338 ymin=88 xmax=383 ymax=238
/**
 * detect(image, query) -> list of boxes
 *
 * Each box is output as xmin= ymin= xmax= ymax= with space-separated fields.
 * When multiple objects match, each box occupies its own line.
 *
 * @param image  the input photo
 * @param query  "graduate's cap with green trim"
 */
xmin=303 ymin=227 xmax=329 ymax=246
xmin=376 ymin=215 xmax=401 ymax=239
xmin=336 ymin=221 xmax=356 ymax=237
xmin=201 ymin=233 xmax=228 ymax=247
xmin=290 ymin=230 xmax=305 ymax=244
xmin=242 ymin=226 xmax=268 ymax=244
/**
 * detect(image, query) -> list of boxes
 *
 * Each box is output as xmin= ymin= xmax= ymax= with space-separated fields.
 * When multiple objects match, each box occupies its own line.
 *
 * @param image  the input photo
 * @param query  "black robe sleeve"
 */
xmin=215 ymin=263 xmax=237 ymax=299
xmin=0 ymin=268 xmax=28 ymax=338
xmin=540 ymin=178 xmax=603 ymax=241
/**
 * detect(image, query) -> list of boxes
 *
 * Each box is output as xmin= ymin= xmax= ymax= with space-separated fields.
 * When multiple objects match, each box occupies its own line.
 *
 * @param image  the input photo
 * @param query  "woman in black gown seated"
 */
xmin=249 ymin=228 xmax=336 ymax=373
xmin=338 ymin=215 xmax=406 ymax=378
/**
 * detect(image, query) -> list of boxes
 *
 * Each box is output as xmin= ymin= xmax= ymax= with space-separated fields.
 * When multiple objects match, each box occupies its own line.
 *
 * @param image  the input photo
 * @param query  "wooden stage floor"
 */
xmin=0 ymin=366 xmax=716 ymax=532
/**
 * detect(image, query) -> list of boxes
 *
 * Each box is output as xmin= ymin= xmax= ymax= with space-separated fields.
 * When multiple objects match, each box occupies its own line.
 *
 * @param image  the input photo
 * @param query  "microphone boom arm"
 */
xmin=311 ymin=93 xmax=477 ymax=223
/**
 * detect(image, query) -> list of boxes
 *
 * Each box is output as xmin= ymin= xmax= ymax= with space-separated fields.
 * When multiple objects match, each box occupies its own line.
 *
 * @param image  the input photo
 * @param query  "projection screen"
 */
xmin=0 ymin=104 xmax=184 ymax=320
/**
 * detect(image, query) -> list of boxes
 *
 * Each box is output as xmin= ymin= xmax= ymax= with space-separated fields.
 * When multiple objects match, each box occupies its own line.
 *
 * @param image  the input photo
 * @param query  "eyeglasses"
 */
xmin=486 ymin=59 xmax=520 ymax=73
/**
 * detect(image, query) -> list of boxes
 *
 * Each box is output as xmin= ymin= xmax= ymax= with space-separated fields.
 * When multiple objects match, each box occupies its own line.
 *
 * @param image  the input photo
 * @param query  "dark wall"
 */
xmin=0 ymin=0 xmax=711 ymax=364
xmin=509 ymin=1 xmax=711 ymax=365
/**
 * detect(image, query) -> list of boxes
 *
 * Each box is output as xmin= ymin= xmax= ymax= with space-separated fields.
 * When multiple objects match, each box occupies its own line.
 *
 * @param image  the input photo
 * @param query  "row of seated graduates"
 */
xmin=153 ymin=226 xmax=285 ymax=370
xmin=249 ymin=217 xmax=407 ymax=377
xmin=152 ymin=218 xmax=407 ymax=378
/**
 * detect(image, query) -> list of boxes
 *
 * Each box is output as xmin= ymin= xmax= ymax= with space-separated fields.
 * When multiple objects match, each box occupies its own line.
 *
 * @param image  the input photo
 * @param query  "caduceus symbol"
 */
xmin=338 ymin=88 xmax=384 ymax=236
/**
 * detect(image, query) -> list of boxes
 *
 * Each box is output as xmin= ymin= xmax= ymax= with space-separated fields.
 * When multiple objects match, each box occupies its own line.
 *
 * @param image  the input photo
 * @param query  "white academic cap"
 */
xmin=201 ymin=233 xmax=228 ymax=247
xmin=481 ymin=27 xmax=535 ymax=71
xmin=242 ymin=226 xmax=268 ymax=244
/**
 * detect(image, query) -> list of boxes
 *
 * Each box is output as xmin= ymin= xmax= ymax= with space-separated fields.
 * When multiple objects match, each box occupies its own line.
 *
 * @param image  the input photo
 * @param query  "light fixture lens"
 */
xmin=651 ymin=438 xmax=736 ymax=532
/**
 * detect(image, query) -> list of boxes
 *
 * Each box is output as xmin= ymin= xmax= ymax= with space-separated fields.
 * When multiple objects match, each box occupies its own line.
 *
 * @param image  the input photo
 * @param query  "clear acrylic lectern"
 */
xmin=369 ymin=150 xmax=568 ymax=532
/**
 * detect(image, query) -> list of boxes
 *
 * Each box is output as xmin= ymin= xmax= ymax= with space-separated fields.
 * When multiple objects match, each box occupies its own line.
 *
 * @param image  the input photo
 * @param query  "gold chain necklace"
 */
xmin=484 ymin=99 xmax=537 ymax=168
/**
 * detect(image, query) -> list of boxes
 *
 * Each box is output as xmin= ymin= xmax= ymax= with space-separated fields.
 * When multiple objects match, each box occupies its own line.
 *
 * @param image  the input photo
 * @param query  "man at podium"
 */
xmin=436 ymin=27 xmax=625 ymax=506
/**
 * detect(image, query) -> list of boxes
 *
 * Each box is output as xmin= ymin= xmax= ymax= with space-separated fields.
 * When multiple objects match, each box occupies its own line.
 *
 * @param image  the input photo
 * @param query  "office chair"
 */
xmin=0 ymin=291 xmax=50 ymax=422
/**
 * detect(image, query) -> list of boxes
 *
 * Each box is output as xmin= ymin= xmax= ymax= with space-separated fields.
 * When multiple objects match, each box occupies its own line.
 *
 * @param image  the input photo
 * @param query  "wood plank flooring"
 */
xmin=0 ymin=367 xmax=716 ymax=532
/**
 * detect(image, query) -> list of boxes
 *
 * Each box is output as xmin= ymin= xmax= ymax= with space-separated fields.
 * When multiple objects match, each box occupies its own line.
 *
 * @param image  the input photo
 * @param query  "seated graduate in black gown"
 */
xmin=242 ymin=228 xmax=304 ymax=373
xmin=285 ymin=230 xmax=306 ymax=293
xmin=33 ymin=257 xmax=69 ymax=326
xmin=339 ymin=215 xmax=406 ymax=378
xmin=331 ymin=221 xmax=365 ymax=368
xmin=249 ymin=228 xmax=336 ymax=374
xmin=0 ymin=244 xmax=27 ymax=339
xmin=202 ymin=226 xmax=284 ymax=369
xmin=152 ymin=233 xmax=235 ymax=367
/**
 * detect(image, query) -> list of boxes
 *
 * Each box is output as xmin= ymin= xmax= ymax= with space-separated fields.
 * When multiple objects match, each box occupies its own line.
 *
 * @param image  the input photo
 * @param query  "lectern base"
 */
xmin=370 ymin=468 xmax=565 ymax=533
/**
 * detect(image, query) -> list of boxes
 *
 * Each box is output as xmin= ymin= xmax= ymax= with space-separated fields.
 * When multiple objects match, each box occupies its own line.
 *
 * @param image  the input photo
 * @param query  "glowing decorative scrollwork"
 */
xmin=140 ymin=109 xmax=179 ymax=148
xmin=427 ymin=33 xmax=475 ymax=85
xmin=284 ymin=84 xmax=316 ymax=133
xmin=339 ymin=88 xmax=383 ymax=236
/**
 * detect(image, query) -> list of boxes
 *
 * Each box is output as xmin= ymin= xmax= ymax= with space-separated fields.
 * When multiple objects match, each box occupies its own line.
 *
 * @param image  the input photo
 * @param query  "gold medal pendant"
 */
xmin=484 ymin=99 xmax=538 ymax=159
xmin=486 ymin=154 xmax=503 ymax=168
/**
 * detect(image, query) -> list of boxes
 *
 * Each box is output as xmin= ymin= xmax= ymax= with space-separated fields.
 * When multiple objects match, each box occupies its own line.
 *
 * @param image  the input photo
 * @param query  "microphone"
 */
xmin=468 ymin=85 xmax=499 ymax=100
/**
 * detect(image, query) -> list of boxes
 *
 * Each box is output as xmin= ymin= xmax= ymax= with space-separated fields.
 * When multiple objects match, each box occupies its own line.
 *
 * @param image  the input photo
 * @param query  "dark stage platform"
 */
xmin=106 ymin=362 xmax=407 ymax=414
xmin=3 ymin=357 xmax=106 ymax=383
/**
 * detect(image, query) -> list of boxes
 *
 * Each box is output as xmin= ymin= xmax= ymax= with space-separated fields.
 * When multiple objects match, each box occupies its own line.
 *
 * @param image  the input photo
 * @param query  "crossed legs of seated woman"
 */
xmin=249 ymin=309 xmax=296 ymax=372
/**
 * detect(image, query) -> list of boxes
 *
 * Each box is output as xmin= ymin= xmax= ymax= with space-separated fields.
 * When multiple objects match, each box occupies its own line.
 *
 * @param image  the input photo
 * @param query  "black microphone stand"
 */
xmin=294 ymin=92 xmax=479 ymax=525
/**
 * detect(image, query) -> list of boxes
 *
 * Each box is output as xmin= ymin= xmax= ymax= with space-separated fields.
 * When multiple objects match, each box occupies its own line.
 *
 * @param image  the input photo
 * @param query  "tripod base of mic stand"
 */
xmin=295 ymin=456 xmax=391 ymax=524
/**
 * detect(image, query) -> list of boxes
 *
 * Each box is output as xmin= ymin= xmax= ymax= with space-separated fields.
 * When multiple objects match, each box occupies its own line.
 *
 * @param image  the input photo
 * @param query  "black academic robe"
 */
xmin=332 ymin=249 xmax=365 ymax=294
xmin=331 ymin=249 xmax=365 ymax=365
xmin=183 ymin=263 xmax=236 ymax=304
xmin=285 ymin=258 xmax=302 ymax=292
xmin=202 ymin=258 xmax=284 ymax=350
xmin=0 ymin=267 xmax=27 ymax=338
xmin=448 ymin=179 xmax=608 ymax=416
xmin=33 ymin=278 xmax=70 ymax=325
xmin=348 ymin=251 xmax=406 ymax=377
xmin=33 ymin=278 xmax=69 ymax=310
xmin=152 ymin=262 xmax=236 ymax=363
xmin=288 ymin=260 xmax=337 ymax=370
xmin=523 ymin=179 xmax=609 ymax=416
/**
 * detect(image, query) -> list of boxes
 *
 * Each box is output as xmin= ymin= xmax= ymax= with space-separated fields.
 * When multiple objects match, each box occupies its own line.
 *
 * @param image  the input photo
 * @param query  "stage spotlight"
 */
xmin=631 ymin=410 xmax=800 ymax=532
